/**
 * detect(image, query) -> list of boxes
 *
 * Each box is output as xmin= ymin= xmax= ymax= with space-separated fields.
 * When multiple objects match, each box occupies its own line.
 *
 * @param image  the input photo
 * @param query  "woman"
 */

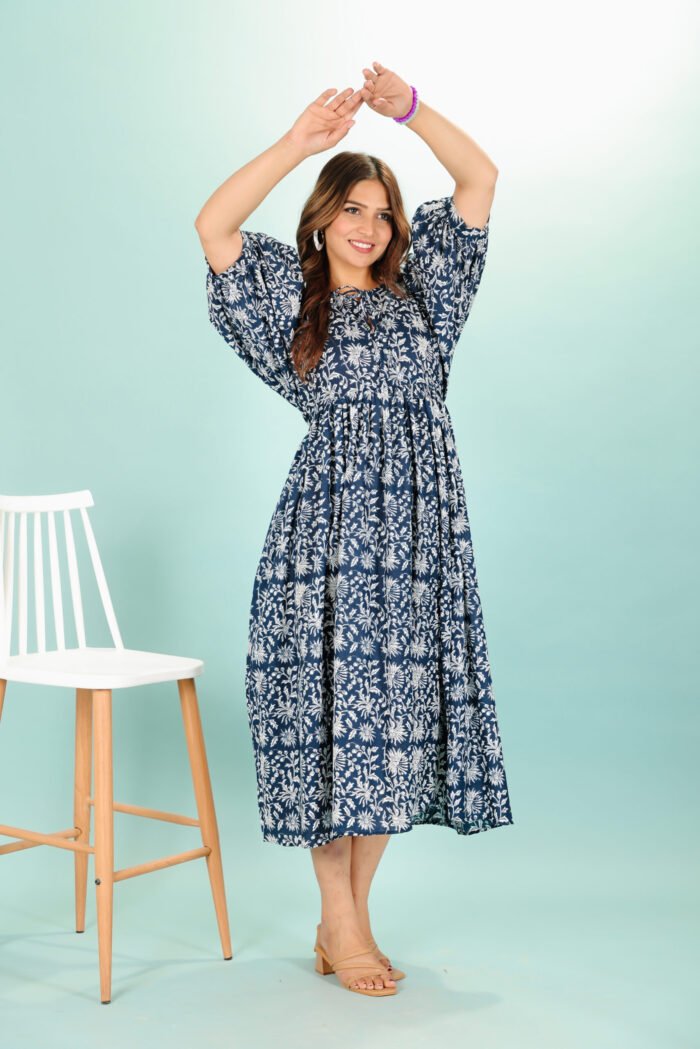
xmin=195 ymin=62 xmax=514 ymax=998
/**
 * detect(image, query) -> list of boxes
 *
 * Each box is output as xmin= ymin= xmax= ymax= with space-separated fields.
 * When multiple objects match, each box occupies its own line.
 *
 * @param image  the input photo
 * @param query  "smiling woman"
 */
xmin=196 ymin=67 xmax=511 ymax=998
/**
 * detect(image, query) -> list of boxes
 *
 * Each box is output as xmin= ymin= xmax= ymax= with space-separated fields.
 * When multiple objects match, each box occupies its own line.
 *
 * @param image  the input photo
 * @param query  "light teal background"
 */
xmin=1 ymin=0 xmax=698 ymax=1044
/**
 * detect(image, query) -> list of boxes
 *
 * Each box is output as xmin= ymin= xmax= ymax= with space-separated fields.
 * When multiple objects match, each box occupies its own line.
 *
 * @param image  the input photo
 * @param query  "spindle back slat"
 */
xmin=47 ymin=510 xmax=65 ymax=650
xmin=2 ymin=512 xmax=16 ymax=660
xmin=63 ymin=508 xmax=86 ymax=648
xmin=80 ymin=506 xmax=123 ymax=649
xmin=33 ymin=511 xmax=46 ymax=652
xmin=18 ymin=512 xmax=28 ymax=655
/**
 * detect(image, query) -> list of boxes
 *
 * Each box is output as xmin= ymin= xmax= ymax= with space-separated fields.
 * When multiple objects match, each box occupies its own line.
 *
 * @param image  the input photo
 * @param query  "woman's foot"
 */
xmin=354 ymin=904 xmax=395 ymax=972
xmin=366 ymin=936 xmax=393 ymax=972
xmin=316 ymin=921 xmax=396 ymax=992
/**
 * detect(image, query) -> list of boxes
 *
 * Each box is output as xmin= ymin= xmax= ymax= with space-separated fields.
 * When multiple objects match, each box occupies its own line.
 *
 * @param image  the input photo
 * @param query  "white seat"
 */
xmin=0 ymin=647 xmax=203 ymax=689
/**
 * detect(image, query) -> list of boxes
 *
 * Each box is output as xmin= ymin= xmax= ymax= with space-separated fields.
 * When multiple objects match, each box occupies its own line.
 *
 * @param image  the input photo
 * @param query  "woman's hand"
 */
xmin=285 ymin=87 xmax=369 ymax=157
xmin=361 ymin=61 xmax=413 ymax=120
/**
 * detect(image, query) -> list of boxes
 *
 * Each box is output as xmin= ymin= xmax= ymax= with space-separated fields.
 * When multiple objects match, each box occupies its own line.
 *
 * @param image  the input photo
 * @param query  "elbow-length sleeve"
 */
xmin=401 ymin=195 xmax=490 ymax=387
xmin=205 ymin=230 xmax=309 ymax=417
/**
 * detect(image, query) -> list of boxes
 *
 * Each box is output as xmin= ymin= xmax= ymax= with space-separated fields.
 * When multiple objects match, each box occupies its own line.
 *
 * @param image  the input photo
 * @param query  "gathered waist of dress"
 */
xmin=305 ymin=382 xmax=449 ymax=427
xmin=310 ymin=381 xmax=444 ymax=411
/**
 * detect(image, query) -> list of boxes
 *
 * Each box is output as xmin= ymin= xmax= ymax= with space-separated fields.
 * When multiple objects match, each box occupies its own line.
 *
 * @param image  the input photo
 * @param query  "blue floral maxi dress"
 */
xmin=205 ymin=195 xmax=514 ymax=848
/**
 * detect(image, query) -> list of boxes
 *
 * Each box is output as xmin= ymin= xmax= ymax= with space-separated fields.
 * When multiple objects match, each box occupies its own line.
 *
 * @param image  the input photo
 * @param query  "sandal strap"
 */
xmin=335 ymin=963 xmax=390 ymax=974
xmin=330 ymin=947 xmax=383 ymax=965
xmin=316 ymin=943 xmax=393 ymax=976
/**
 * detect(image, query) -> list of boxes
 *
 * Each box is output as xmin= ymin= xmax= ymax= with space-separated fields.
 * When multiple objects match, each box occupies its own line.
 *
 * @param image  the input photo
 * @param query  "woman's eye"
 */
xmin=344 ymin=207 xmax=391 ymax=221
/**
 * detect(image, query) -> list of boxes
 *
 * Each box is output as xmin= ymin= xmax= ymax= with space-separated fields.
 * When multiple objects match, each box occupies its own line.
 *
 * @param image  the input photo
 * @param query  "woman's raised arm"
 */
xmin=194 ymin=87 xmax=368 ymax=273
xmin=195 ymin=135 xmax=307 ymax=242
xmin=361 ymin=62 xmax=498 ymax=229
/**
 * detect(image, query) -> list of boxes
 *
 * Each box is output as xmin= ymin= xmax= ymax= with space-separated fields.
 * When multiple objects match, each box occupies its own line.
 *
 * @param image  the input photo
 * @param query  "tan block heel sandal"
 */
xmin=313 ymin=929 xmax=397 ymax=997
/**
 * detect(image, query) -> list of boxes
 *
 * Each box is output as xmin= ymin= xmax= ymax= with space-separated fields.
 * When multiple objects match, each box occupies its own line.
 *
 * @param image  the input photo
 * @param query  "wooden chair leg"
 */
xmin=177 ymin=677 xmax=233 ymax=961
xmin=74 ymin=688 xmax=93 ymax=934
xmin=92 ymin=688 xmax=114 ymax=1004
xmin=0 ymin=678 xmax=6 ymax=722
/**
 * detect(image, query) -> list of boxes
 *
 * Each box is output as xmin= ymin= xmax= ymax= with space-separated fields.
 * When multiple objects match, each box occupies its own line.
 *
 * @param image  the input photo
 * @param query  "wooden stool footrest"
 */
xmin=0 ymin=824 xmax=92 ymax=854
xmin=88 ymin=798 xmax=200 ymax=827
xmin=114 ymin=845 xmax=212 ymax=882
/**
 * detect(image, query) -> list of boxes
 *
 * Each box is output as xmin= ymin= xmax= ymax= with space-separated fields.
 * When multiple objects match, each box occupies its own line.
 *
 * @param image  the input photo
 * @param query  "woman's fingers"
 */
xmin=364 ymin=86 xmax=386 ymax=110
xmin=325 ymin=88 xmax=349 ymax=110
xmin=329 ymin=87 xmax=366 ymax=115
xmin=324 ymin=90 xmax=366 ymax=126
xmin=313 ymin=87 xmax=338 ymax=106
xmin=306 ymin=86 xmax=364 ymax=141
xmin=347 ymin=90 xmax=369 ymax=111
xmin=325 ymin=87 xmax=355 ymax=110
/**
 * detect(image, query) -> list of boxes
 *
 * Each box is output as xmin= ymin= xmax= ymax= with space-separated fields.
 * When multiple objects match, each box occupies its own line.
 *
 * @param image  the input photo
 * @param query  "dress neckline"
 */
xmin=330 ymin=283 xmax=387 ymax=299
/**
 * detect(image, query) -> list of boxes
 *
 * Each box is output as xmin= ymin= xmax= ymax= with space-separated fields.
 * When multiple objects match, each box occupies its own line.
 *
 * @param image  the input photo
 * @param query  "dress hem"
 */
xmin=260 ymin=813 xmax=515 ymax=850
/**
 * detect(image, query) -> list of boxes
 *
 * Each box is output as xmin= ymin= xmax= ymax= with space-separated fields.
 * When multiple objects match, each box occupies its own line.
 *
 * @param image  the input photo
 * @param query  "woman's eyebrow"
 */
xmin=345 ymin=198 xmax=393 ymax=212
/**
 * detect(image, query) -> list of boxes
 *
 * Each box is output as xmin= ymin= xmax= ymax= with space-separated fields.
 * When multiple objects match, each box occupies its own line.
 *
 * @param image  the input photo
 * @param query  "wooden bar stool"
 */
xmin=0 ymin=490 xmax=233 ymax=1003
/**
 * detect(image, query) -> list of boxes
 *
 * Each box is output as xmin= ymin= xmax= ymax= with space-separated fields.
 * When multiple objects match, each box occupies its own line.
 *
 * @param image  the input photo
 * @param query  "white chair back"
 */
xmin=0 ymin=490 xmax=123 ymax=660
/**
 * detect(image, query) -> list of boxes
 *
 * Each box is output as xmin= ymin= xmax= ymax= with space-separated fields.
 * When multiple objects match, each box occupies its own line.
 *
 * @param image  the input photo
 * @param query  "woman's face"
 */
xmin=324 ymin=179 xmax=394 ymax=277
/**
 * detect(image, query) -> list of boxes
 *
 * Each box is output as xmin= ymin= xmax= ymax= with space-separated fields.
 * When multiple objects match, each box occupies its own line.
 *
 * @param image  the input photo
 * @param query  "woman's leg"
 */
xmin=350 ymin=833 xmax=393 ymax=964
xmin=311 ymin=834 xmax=396 ymax=991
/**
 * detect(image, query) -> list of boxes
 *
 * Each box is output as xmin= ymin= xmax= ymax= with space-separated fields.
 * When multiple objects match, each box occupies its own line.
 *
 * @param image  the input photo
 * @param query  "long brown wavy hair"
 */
xmin=290 ymin=152 xmax=412 ymax=381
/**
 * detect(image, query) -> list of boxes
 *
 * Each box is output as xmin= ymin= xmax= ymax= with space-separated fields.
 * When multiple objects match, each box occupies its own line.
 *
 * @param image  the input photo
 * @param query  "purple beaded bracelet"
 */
xmin=393 ymin=85 xmax=419 ymax=124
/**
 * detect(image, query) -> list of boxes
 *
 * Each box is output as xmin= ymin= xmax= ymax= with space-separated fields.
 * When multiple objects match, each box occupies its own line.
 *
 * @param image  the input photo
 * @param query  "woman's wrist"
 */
xmin=278 ymin=130 xmax=311 ymax=165
xmin=394 ymin=86 xmax=419 ymax=124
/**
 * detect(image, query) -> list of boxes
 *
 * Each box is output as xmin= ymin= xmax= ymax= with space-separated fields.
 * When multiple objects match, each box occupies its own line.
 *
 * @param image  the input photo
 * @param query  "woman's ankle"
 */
xmin=319 ymin=909 xmax=359 ymax=934
xmin=319 ymin=907 xmax=371 ymax=941
xmin=352 ymin=897 xmax=371 ymax=932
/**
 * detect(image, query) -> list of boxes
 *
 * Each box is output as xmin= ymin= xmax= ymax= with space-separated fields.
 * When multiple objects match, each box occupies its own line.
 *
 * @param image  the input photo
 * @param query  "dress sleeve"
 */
xmin=205 ymin=230 xmax=309 ymax=416
xmin=401 ymin=195 xmax=490 ymax=381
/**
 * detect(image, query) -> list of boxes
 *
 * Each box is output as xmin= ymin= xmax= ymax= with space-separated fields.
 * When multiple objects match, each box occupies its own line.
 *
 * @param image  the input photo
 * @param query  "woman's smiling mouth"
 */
xmin=349 ymin=239 xmax=374 ymax=253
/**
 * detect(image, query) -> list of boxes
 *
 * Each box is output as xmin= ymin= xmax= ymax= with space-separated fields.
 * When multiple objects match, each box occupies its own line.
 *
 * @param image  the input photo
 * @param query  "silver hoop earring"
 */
xmin=312 ymin=228 xmax=325 ymax=251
